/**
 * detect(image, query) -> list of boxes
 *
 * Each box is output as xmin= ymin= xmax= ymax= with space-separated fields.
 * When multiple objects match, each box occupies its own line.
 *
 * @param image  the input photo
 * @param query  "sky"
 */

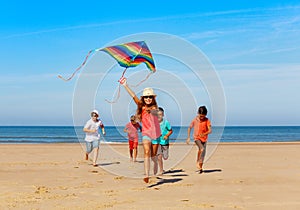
xmin=1 ymin=0 xmax=300 ymax=126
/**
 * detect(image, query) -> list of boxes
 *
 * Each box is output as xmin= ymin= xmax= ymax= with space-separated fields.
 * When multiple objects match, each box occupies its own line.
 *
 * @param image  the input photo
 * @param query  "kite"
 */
xmin=58 ymin=41 xmax=156 ymax=81
xmin=58 ymin=41 xmax=156 ymax=102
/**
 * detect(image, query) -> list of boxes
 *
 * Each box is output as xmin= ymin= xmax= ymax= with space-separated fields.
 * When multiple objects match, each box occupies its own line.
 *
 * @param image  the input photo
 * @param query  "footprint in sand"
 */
xmin=34 ymin=186 xmax=50 ymax=194
xmin=103 ymin=190 xmax=118 ymax=197
xmin=114 ymin=176 xmax=124 ymax=180
xmin=58 ymin=186 xmax=68 ymax=190
xmin=75 ymin=182 xmax=93 ymax=188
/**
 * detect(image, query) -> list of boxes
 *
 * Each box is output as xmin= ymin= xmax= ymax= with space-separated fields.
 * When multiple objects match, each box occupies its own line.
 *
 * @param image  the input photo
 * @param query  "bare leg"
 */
xmin=197 ymin=149 xmax=202 ymax=169
xmin=93 ymin=147 xmax=99 ymax=166
xmin=133 ymin=148 xmax=137 ymax=162
xmin=152 ymin=155 xmax=158 ymax=175
xmin=129 ymin=149 xmax=133 ymax=161
xmin=143 ymin=140 xmax=151 ymax=183
xmin=158 ymin=154 xmax=164 ymax=175
xmin=195 ymin=141 xmax=204 ymax=170
xmin=199 ymin=162 xmax=203 ymax=171
xmin=151 ymin=144 xmax=159 ymax=156
xmin=151 ymin=144 xmax=159 ymax=175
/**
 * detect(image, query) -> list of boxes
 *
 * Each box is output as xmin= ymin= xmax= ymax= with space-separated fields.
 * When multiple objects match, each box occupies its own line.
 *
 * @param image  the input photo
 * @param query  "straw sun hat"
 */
xmin=142 ymin=87 xmax=156 ymax=97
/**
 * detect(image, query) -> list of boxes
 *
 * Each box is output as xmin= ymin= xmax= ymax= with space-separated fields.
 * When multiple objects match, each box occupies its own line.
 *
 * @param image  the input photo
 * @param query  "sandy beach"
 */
xmin=1 ymin=142 xmax=300 ymax=210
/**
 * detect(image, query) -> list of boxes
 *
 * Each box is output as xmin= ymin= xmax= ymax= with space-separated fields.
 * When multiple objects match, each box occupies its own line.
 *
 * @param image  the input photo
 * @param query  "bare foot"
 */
xmin=143 ymin=177 xmax=149 ymax=183
xmin=158 ymin=171 xmax=164 ymax=176
xmin=93 ymin=163 xmax=98 ymax=167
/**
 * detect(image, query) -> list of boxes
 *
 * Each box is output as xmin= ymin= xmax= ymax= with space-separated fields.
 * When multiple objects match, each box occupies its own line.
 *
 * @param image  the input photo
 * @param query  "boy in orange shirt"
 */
xmin=186 ymin=106 xmax=212 ymax=173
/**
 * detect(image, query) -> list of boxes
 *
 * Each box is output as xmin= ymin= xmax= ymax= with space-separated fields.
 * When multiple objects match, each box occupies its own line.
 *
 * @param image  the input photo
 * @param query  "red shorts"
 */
xmin=129 ymin=139 xmax=138 ymax=149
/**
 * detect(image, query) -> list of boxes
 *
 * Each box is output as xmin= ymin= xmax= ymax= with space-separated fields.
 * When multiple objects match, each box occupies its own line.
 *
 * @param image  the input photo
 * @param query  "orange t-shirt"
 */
xmin=189 ymin=116 xmax=211 ymax=142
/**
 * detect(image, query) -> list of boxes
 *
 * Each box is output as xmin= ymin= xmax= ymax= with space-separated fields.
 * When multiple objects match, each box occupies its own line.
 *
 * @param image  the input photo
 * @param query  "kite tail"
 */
xmin=105 ymin=84 xmax=121 ymax=104
xmin=58 ymin=49 xmax=95 ymax=81
xmin=130 ymin=72 xmax=153 ymax=87
xmin=104 ymin=67 xmax=127 ymax=103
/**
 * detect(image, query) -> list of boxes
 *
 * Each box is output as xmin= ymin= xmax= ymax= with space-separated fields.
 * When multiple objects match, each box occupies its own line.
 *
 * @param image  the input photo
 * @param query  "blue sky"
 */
xmin=1 ymin=1 xmax=300 ymax=126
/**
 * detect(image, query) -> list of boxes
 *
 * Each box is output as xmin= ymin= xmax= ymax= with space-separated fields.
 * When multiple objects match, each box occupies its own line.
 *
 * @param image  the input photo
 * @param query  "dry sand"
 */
xmin=1 ymin=142 xmax=300 ymax=209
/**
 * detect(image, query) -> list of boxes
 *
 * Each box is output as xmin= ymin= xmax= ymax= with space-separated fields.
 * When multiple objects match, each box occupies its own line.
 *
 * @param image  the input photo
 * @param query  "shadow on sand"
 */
xmin=147 ymin=177 xmax=183 ymax=188
xmin=196 ymin=169 xmax=222 ymax=174
xmin=98 ymin=161 xmax=121 ymax=166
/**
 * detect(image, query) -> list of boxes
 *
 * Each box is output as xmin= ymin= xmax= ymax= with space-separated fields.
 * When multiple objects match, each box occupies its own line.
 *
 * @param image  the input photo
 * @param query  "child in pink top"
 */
xmin=120 ymin=77 xmax=161 ymax=183
xmin=124 ymin=115 xmax=141 ymax=162
xmin=186 ymin=106 xmax=212 ymax=173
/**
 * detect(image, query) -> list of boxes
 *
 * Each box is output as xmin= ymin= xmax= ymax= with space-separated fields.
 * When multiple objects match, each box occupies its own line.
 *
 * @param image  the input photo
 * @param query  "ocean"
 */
xmin=0 ymin=126 xmax=300 ymax=144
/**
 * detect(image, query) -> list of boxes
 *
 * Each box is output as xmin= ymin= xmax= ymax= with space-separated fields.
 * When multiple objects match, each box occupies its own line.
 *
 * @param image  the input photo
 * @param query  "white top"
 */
xmin=84 ymin=119 xmax=103 ymax=142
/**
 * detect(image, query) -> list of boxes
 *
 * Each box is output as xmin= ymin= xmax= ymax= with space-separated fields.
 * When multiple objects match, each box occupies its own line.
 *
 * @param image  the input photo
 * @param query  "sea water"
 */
xmin=0 ymin=126 xmax=300 ymax=144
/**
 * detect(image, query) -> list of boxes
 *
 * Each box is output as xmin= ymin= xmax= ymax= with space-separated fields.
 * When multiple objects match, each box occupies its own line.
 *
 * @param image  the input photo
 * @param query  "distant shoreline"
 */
xmin=1 ymin=125 xmax=300 ymax=127
xmin=1 ymin=141 xmax=300 ymax=146
xmin=1 ymin=126 xmax=300 ymax=144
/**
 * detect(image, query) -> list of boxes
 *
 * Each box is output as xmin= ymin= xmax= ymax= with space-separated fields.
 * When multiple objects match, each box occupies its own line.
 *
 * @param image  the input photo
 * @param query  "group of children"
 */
xmin=124 ymin=107 xmax=173 ymax=177
xmin=83 ymin=77 xmax=211 ymax=183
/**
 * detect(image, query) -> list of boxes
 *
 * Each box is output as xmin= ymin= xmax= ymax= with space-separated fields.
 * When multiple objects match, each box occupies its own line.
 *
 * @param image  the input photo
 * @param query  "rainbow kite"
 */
xmin=101 ymin=41 xmax=155 ymax=73
xmin=58 ymin=41 xmax=156 ymax=81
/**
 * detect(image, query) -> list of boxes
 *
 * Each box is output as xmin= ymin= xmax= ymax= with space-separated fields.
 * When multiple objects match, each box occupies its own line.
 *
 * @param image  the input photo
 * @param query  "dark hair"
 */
xmin=158 ymin=107 xmax=164 ymax=113
xmin=91 ymin=112 xmax=98 ymax=117
xmin=198 ymin=106 xmax=208 ymax=115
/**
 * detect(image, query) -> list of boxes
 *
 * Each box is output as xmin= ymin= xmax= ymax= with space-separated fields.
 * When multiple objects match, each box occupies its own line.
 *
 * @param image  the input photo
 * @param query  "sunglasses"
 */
xmin=143 ymin=96 xmax=154 ymax=99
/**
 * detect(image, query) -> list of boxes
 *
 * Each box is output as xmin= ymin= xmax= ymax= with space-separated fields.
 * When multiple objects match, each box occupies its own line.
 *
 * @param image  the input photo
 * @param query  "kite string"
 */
xmin=105 ymin=72 xmax=153 ymax=104
xmin=130 ymin=72 xmax=153 ymax=87
xmin=121 ymin=67 xmax=128 ymax=78
xmin=105 ymin=71 xmax=153 ymax=104
xmin=105 ymin=84 xmax=121 ymax=104
xmin=58 ymin=49 xmax=95 ymax=81
xmin=105 ymin=67 xmax=127 ymax=104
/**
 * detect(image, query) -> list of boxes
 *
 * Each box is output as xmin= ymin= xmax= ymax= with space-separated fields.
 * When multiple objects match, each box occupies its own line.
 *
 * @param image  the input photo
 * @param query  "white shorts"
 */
xmin=157 ymin=144 xmax=169 ymax=160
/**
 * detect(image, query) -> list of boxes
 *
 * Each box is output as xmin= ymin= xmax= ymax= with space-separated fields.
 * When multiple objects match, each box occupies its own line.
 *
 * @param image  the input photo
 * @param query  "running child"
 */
xmin=155 ymin=107 xmax=173 ymax=175
xmin=83 ymin=110 xmax=106 ymax=167
xmin=186 ymin=106 xmax=212 ymax=173
xmin=124 ymin=115 xmax=142 ymax=162
xmin=119 ymin=77 xmax=161 ymax=183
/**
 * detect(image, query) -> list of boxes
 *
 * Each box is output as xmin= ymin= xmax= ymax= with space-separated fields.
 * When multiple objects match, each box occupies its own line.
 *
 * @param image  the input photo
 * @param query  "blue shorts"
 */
xmin=86 ymin=140 xmax=99 ymax=153
xmin=142 ymin=136 xmax=160 ymax=144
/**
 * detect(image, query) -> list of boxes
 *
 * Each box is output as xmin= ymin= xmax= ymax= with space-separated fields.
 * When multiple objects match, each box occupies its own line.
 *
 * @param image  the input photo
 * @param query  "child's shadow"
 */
xmin=198 ymin=169 xmax=222 ymax=173
xmin=98 ymin=161 xmax=121 ymax=166
xmin=147 ymin=177 xmax=182 ymax=188
xmin=163 ymin=169 xmax=184 ymax=174
xmin=163 ymin=169 xmax=188 ymax=177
